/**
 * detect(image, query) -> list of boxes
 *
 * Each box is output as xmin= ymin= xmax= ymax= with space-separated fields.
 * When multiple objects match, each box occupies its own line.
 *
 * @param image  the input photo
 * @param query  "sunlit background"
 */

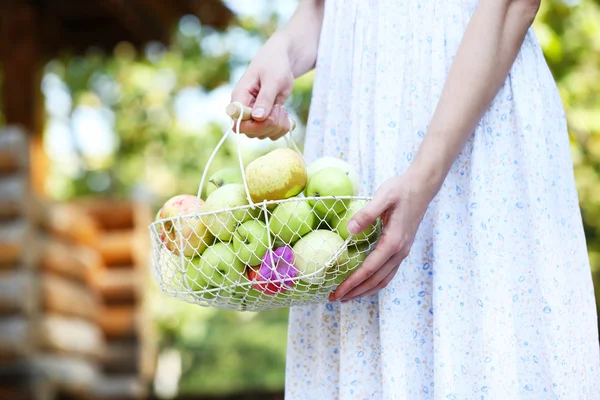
xmin=0 ymin=0 xmax=599 ymax=399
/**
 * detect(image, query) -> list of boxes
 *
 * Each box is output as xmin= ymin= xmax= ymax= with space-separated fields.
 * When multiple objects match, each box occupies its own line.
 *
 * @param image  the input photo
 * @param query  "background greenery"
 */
xmin=25 ymin=0 xmax=600 ymax=397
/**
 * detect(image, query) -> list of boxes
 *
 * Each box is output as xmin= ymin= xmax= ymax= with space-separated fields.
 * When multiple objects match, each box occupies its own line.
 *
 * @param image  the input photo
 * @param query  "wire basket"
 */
xmin=149 ymin=102 xmax=382 ymax=311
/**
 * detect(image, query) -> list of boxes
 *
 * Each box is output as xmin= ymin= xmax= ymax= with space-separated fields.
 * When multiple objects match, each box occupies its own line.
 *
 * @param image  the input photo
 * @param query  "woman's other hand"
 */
xmin=230 ymin=33 xmax=295 ymax=141
xmin=329 ymin=171 xmax=439 ymax=303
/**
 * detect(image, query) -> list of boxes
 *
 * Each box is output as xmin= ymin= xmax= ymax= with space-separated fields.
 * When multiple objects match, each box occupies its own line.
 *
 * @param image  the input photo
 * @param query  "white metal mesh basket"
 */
xmin=149 ymin=103 xmax=382 ymax=311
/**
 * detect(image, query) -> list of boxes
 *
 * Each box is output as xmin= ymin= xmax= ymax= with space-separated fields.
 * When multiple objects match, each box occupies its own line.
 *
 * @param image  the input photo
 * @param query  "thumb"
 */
xmin=251 ymin=79 xmax=280 ymax=121
xmin=347 ymin=197 xmax=387 ymax=235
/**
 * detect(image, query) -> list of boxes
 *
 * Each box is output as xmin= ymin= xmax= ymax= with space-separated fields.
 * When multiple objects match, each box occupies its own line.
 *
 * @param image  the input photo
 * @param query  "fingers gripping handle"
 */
xmin=225 ymin=102 xmax=302 ymax=155
xmin=225 ymin=103 xmax=297 ymax=132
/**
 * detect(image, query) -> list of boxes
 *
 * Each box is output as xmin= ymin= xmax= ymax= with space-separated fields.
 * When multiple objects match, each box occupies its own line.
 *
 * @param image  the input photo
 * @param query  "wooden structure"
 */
xmin=0 ymin=0 xmax=235 ymax=195
xmin=72 ymin=198 xmax=158 ymax=400
xmin=0 ymin=126 xmax=104 ymax=399
xmin=0 ymin=127 xmax=157 ymax=399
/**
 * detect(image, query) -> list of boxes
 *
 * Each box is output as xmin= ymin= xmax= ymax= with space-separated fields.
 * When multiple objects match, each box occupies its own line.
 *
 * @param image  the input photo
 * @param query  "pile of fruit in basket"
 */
xmin=154 ymin=148 xmax=381 ymax=303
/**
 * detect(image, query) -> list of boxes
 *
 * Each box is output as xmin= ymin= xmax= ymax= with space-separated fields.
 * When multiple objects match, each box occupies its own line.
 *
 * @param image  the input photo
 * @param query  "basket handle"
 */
xmin=196 ymin=102 xmax=302 ymax=210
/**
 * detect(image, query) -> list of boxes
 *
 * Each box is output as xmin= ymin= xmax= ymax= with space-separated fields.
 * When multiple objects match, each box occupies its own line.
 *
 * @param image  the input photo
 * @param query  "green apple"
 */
xmin=218 ymin=282 xmax=258 ymax=307
xmin=201 ymin=183 xmax=259 ymax=242
xmin=232 ymin=219 xmax=271 ymax=266
xmin=331 ymin=243 xmax=369 ymax=285
xmin=305 ymin=167 xmax=354 ymax=218
xmin=331 ymin=199 xmax=381 ymax=244
xmin=183 ymin=256 xmax=217 ymax=300
xmin=306 ymin=156 xmax=361 ymax=195
xmin=198 ymin=242 xmax=246 ymax=287
xmin=268 ymin=200 xmax=317 ymax=245
xmin=285 ymin=282 xmax=321 ymax=301
xmin=292 ymin=229 xmax=349 ymax=286
xmin=205 ymin=167 xmax=243 ymax=197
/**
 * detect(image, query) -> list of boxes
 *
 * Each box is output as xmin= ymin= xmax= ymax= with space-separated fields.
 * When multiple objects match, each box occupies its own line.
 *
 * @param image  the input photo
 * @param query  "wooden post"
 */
xmin=0 ymin=4 xmax=47 ymax=198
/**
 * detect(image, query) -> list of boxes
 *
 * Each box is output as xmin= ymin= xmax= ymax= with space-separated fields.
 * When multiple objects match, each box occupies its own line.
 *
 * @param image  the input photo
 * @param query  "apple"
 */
xmin=285 ymin=282 xmax=321 ymax=301
xmin=331 ymin=243 xmax=369 ymax=285
xmin=232 ymin=219 xmax=271 ymax=266
xmin=244 ymin=148 xmax=307 ymax=202
xmin=156 ymin=194 xmax=214 ymax=257
xmin=205 ymin=167 xmax=243 ymax=197
xmin=305 ymin=167 xmax=354 ymax=217
xmin=184 ymin=256 xmax=212 ymax=290
xmin=268 ymin=200 xmax=317 ymax=245
xmin=197 ymin=242 xmax=246 ymax=287
xmin=331 ymin=199 xmax=381 ymax=244
xmin=248 ymin=246 xmax=298 ymax=295
xmin=201 ymin=183 xmax=259 ymax=242
xmin=218 ymin=282 xmax=259 ymax=307
xmin=306 ymin=156 xmax=361 ymax=195
xmin=292 ymin=230 xmax=349 ymax=286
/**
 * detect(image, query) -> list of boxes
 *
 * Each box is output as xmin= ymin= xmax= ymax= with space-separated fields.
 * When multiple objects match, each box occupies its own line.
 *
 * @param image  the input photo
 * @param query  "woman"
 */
xmin=230 ymin=0 xmax=600 ymax=398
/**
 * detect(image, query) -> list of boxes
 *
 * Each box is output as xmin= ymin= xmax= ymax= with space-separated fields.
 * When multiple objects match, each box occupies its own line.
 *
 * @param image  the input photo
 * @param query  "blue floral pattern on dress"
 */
xmin=284 ymin=0 xmax=600 ymax=399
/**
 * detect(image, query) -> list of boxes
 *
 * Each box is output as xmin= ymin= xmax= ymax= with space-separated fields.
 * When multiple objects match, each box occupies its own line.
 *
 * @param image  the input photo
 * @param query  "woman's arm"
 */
xmin=408 ymin=0 xmax=541 ymax=198
xmin=230 ymin=0 xmax=325 ymax=136
xmin=279 ymin=0 xmax=326 ymax=78
xmin=332 ymin=0 xmax=542 ymax=302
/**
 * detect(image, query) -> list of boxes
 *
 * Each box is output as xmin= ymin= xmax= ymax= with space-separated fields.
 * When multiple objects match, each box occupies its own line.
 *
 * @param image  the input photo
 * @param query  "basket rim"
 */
xmin=149 ymin=194 xmax=374 ymax=226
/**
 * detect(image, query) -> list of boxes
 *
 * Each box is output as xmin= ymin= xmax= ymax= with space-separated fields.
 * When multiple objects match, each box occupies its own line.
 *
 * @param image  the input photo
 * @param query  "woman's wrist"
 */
xmin=277 ymin=0 xmax=325 ymax=78
xmin=406 ymin=133 xmax=455 ymax=202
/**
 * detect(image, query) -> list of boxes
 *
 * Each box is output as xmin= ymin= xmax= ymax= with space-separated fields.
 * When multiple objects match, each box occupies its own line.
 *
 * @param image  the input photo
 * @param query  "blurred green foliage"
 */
xmin=21 ymin=0 xmax=600 ymax=397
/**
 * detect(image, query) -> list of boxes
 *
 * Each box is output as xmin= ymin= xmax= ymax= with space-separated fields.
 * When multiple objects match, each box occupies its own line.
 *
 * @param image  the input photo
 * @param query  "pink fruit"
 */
xmin=157 ymin=194 xmax=213 ymax=257
xmin=248 ymin=246 xmax=298 ymax=295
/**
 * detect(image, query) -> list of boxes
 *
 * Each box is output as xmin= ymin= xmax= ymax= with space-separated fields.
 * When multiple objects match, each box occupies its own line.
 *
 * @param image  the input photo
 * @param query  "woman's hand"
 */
xmin=230 ymin=33 xmax=295 ymax=141
xmin=329 ymin=171 xmax=438 ymax=303
xmin=230 ymin=0 xmax=325 ymax=140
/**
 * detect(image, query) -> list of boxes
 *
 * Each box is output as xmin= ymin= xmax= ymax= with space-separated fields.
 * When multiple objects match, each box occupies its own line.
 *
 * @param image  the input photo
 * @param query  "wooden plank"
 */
xmin=92 ymin=374 xmax=147 ymax=400
xmin=0 ymin=4 xmax=46 ymax=197
xmin=98 ymin=306 xmax=137 ymax=339
xmin=72 ymin=198 xmax=134 ymax=230
xmin=42 ymin=273 xmax=100 ymax=322
xmin=93 ymin=268 xmax=139 ymax=303
xmin=95 ymin=230 xmax=134 ymax=266
xmin=0 ymin=173 xmax=29 ymax=220
xmin=0 ymin=126 xmax=29 ymax=173
xmin=40 ymin=238 xmax=96 ymax=282
xmin=0 ymin=269 xmax=37 ymax=315
xmin=38 ymin=202 xmax=101 ymax=246
xmin=31 ymin=354 xmax=100 ymax=396
xmin=0 ymin=317 xmax=34 ymax=359
xmin=97 ymin=0 xmax=169 ymax=46
xmin=0 ymin=366 xmax=55 ymax=400
xmin=100 ymin=340 xmax=139 ymax=374
xmin=39 ymin=315 xmax=104 ymax=358
xmin=0 ymin=218 xmax=34 ymax=266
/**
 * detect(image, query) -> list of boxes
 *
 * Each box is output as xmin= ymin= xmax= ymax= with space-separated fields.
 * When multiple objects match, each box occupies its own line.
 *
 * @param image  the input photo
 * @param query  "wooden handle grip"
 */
xmin=226 ymin=103 xmax=253 ymax=120
xmin=225 ymin=103 xmax=297 ymax=131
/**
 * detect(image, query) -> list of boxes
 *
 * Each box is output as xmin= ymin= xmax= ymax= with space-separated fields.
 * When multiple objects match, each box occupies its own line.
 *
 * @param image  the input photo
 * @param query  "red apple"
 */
xmin=156 ymin=194 xmax=214 ymax=257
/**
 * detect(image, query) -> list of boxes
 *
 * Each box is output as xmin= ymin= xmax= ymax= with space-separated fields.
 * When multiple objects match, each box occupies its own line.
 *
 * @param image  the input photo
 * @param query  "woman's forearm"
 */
xmin=278 ymin=0 xmax=326 ymax=78
xmin=408 ymin=0 xmax=541 ymax=197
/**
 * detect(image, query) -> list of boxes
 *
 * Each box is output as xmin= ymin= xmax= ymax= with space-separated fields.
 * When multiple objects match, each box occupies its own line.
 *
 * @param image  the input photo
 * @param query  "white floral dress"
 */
xmin=284 ymin=0 xmax=600 ymax=399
